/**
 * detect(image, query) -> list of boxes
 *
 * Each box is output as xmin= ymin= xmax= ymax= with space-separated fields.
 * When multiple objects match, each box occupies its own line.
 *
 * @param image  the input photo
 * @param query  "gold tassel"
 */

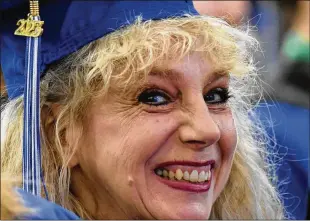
xmin=30 ymin=1 xmax=40 ymax=16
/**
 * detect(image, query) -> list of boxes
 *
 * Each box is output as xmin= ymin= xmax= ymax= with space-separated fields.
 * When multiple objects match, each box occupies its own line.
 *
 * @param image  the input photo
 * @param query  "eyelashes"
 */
xmin=137 ymin=89 xmax=171 ymax=106
xmin=203 ymin=88 xmax=231 ymax=104
xmin=137 ymin=87 xmax=232 ymax=107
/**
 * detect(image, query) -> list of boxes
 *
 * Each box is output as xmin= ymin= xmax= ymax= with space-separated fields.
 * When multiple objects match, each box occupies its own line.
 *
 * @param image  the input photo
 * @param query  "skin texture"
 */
xmin=69 ymin=52 xmax=238 ymax=219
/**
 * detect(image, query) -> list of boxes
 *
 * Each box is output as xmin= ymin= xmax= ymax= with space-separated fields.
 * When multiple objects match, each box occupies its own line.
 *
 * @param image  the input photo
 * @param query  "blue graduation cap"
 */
xmin=0 ymin=0 xmax=198 ymax=200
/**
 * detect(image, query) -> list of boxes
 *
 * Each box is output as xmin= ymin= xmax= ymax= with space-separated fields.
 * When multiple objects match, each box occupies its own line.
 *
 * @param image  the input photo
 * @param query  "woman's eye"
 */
xmin=204 ymin=88 xmax=231 ymax=104
xmin=138 ymin=89 xmax=171 ymax=106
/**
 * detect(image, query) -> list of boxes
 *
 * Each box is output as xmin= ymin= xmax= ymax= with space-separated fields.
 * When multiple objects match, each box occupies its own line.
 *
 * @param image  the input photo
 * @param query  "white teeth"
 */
xmin=189 ymin=170 xmax=199 ymax=182
xmin=168 ymin=171 xmax=175 ymax=180
xmin=163 ymin=170 xmax=168 ymax=177
xmin=198 ymin=171 xmax=205 ymax=182
xmin=204 ymin=171 xmax=209 ymax=181
xmin=175 ymin=169 xmax=183 ymax=180
xmin=183 ymin=171 xmax=190 ymax=181
xmin=156 ymin=169 xmax=163 ymax=176
xmin=155 ymin=168 xmax=212 ymax=183
xmin=205 ymin=170 xmax=211 ymax=181
xmin=207 ymin=171 xmax=211 ymax=181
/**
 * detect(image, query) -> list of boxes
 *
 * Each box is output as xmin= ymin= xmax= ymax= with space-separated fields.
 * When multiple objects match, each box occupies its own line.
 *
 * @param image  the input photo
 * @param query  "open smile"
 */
xmin=153 ymin=160 xmax=215 ymax=192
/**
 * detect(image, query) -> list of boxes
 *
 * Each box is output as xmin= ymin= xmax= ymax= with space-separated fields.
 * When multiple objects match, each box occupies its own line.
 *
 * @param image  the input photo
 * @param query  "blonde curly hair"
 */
xmin=1 ymin=15 xmax=284 ymax=219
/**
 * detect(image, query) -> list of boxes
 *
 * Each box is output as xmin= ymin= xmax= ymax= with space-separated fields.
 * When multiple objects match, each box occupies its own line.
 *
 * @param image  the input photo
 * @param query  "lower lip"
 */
xmin=155 ymin=173 xmax=212 ymax=193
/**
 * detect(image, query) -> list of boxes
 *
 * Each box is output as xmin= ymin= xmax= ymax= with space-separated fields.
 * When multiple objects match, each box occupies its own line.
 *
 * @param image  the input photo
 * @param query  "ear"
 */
xmin=43 ymin=103 xmax=79 ymax=169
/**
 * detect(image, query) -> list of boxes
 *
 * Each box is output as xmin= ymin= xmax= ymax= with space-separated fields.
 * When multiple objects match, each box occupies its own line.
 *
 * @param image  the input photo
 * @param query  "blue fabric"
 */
xmin=1 ymin=0 xmax=198 ymax=99
xmin=255 ymin=102 xmax=309 ymax=219
xmin=0 ymin=0 xmax=26 ymax=10
xmin=16 ymin=188 xmax=80 ymax=220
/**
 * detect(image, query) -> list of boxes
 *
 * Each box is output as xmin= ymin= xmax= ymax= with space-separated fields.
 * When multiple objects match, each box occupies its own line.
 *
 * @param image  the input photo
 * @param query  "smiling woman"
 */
xmin=1 ymin=1 xmax=284 ymax=220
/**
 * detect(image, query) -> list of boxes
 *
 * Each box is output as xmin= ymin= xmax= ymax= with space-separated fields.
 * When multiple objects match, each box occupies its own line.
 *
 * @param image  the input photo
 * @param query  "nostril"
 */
xmin=184 ymin=140 xmax=209 ymax=151
xmin=187 ymin=140 xmax=206 ymax=145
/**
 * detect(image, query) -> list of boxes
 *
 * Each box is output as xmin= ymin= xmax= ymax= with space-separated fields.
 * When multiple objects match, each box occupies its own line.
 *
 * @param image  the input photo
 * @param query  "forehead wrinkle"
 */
xmin=149 ymin=68 xmax=184 ymax=83
xmin=149 ymin=67 xmax=229 ymax=86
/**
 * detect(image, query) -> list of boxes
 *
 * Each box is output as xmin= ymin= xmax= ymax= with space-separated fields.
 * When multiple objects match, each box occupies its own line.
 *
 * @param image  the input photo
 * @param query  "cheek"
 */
xmin=211 ymin=112 xmax=237 ymax=202
xmin=79 ymin=113 xmax=178 ymax=182
xmin=122 ymin=113 xmax=180 ymax=160
xmin=215 ymin=112 xmax=237 ymax=157
xmin=78 ymin=113 xmax=179 ymax=214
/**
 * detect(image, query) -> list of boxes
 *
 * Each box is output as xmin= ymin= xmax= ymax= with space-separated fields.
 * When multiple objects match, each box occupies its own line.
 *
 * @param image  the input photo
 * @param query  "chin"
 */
xmin=175 ymin=208 xmax=211 ymax=220
xmin=150 ymin=205 xmax=212 ymax=220
xmin=142 ymin=196 xmax=213 ymax=220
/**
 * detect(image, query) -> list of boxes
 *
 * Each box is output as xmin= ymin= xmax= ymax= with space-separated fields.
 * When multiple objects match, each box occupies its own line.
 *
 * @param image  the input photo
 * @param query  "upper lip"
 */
xmin=155 ymin=160 xmax=215 ymax=169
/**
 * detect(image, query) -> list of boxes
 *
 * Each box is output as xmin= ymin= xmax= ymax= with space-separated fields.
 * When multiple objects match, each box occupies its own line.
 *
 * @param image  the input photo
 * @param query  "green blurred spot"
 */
xmin=282 ymin=31 xmax=310 ymax=62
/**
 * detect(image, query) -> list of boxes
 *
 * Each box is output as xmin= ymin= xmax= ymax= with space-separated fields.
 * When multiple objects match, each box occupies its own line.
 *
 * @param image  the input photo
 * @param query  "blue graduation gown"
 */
xmin=255 ymin=102 xmax=309 ymax=219
xmin=16 ymin=189 xmax=80 ymax=220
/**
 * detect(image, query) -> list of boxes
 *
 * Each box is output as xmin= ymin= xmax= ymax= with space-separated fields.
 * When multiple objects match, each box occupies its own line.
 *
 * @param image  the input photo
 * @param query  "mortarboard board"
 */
xmin=0 ymin=0 xmax=198 ymax=198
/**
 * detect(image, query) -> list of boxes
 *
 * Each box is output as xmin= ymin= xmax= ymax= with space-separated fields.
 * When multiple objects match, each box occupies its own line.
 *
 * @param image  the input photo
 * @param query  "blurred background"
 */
xmin=1 ymin=0 xmax=309 ymax=219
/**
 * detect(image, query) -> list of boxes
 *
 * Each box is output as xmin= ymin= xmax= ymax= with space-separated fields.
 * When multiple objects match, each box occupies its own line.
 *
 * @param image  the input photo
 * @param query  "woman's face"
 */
xmin=72 ymin=52 xmax=237 ymax=219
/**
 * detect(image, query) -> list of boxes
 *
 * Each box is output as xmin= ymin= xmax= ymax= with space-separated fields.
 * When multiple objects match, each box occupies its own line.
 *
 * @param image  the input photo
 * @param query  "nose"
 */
xmin=178 ymin=98 xmax=221 ymax=150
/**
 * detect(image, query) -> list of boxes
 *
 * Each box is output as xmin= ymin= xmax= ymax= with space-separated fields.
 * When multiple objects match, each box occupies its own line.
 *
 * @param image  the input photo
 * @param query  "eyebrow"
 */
xmin=206 ymin=71 xmax=230 ymax=85
xmin=149 ymin=68 xmax=229 ymax=84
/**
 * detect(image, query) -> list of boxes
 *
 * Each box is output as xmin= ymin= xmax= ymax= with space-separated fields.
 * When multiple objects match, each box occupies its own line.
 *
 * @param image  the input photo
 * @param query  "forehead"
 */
xmin=150 ymin=52 xmax=229 ymax=84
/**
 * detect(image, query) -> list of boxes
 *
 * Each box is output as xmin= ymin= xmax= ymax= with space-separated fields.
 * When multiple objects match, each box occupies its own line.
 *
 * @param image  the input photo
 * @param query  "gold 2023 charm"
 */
xmin=14 ymin=15 xmax=44 ymax=37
